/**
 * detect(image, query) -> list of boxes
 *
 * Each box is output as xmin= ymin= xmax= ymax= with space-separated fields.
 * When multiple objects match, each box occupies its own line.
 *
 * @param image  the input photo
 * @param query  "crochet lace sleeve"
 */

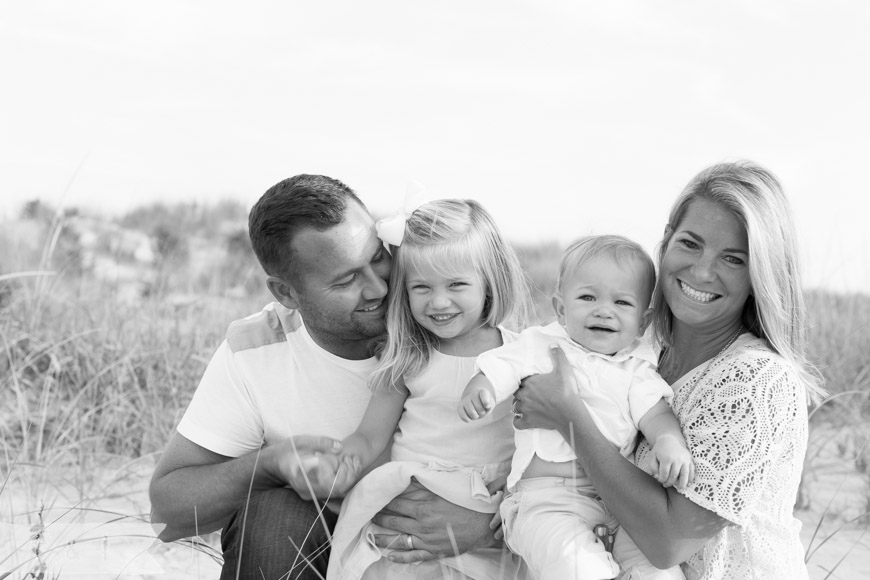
xmin=675 ymin=349 xmax=804 ymax=527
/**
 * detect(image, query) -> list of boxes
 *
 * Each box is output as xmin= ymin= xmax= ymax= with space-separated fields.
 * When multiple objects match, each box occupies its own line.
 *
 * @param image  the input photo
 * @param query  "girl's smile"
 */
xmin=405 ymin=260 xmax=489 ymax=351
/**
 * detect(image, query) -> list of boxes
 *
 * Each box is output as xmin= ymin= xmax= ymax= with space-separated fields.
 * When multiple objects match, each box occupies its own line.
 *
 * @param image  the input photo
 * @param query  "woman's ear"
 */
xmin=266 ymin=275 xmax=300 ymax=310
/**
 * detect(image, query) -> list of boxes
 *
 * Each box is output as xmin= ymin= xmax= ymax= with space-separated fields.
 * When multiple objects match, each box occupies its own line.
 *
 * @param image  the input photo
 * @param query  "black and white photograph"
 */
xmin=2 ymin=2 xmax=868 ymax=578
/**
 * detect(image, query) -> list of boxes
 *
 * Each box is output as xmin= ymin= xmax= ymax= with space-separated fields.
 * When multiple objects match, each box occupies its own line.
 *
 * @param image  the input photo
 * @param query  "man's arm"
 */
xmin=149 ymin=432 xmax=341 ymax=541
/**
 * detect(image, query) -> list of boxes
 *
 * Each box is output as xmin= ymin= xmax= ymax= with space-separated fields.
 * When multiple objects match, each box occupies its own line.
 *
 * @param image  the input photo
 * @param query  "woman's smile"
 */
xmin=661 ymin=198 xmax=751 ymax=330
xmin=678 ymin=280 xmax=720 ymax=303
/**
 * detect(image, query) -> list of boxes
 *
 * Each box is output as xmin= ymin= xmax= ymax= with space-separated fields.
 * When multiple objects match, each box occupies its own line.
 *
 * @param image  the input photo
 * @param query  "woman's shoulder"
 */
xmin=724 ymin=334 xmax=794 ymax=379
xmin=701 ymin=334 xmax=805 ymax=405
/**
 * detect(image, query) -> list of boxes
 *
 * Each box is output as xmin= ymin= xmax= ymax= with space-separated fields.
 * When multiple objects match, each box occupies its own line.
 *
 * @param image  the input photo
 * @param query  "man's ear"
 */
xmin=552 ymin=293 xmax=566 ymax=327
xmin=640 ymin=307 xmax=654 ymax=335
xmin=266 ymin=275 xmax=300 ymax=310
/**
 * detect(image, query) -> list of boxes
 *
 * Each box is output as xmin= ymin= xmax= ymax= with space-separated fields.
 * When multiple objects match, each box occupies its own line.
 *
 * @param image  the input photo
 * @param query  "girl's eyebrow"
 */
xmin=682 ymin=230 xmax=748 ymax=255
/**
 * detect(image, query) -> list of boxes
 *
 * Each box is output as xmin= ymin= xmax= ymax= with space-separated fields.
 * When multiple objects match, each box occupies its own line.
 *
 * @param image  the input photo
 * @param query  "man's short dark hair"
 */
xmin=248 ymin=174 xmax=365 ymax=280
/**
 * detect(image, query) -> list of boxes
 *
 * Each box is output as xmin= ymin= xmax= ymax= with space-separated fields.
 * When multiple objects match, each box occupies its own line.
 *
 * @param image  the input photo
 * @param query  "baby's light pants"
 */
xmin=500 ymin=477 xmax=684 ymax=580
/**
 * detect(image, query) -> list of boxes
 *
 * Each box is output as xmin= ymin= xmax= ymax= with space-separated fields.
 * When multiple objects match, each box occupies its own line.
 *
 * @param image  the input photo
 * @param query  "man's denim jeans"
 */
xmin=220 ymin=487 xmax=338 ymax=580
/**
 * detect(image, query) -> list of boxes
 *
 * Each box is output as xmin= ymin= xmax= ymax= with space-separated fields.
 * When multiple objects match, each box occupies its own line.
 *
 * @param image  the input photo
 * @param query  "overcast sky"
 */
xmin=2 ymin=1 xmax=868 ymax=294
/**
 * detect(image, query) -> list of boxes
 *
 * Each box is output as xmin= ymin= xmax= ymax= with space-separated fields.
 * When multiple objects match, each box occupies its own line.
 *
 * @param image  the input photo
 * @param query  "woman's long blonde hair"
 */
xmin=370 ymin=199 xmax=532 ymax=391
xmin=651 ymin=160 xmax=825 ymax=403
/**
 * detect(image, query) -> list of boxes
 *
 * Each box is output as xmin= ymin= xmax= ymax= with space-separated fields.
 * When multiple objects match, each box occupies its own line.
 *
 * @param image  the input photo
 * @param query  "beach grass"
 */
xmin=1 ymin=204 xmax=868 ymax=578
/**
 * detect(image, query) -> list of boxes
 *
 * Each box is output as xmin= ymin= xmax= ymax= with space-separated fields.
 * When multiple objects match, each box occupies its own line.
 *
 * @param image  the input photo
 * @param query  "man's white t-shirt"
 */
xmin=177 ymin=302 xmax=376 ymax=457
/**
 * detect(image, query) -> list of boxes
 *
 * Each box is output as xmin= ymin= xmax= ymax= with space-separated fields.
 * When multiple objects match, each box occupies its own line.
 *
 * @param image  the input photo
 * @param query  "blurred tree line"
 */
xmin=4 ymin=198 xmax=265 ymax=300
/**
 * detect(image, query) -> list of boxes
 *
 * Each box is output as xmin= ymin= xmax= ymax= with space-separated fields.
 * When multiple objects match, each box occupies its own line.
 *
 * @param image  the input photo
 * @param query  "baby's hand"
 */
xmin=649 ymin=434 xmax=695 ymax=491
xmin=458 ymin=387 xmax=495 ymax=422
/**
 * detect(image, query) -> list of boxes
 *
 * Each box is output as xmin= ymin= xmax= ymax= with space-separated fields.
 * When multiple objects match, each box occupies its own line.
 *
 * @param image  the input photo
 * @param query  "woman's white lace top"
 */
xmin=635 ymin=334 xmax=809 ymax=580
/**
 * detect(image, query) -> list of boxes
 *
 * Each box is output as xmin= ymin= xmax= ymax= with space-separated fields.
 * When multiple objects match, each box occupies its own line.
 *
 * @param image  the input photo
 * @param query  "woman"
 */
xmin=512 ymin=160 xmax=824 ymax=579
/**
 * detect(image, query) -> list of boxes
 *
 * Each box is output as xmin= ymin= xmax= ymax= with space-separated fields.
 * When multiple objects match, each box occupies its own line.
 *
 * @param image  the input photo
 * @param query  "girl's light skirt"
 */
xmin=327 ymin=459 xmax=528 ymax=580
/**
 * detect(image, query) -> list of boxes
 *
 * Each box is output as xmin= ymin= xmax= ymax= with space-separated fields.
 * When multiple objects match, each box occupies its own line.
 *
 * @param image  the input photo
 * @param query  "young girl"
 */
xmin=320 ymin=199 xmax=532 ymax=580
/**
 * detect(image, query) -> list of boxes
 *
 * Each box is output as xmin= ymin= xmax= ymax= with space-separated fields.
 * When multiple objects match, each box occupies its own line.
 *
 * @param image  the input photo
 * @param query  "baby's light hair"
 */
xmin=370 ymin=199 xmax=532 ymax=391
xmin=556 ymin=235 xmax=657 ymax=310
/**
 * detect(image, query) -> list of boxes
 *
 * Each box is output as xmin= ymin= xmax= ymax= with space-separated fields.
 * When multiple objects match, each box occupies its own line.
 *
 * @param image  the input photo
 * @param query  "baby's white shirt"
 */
xmin=475 ymin=322 xmax=673 ymax=490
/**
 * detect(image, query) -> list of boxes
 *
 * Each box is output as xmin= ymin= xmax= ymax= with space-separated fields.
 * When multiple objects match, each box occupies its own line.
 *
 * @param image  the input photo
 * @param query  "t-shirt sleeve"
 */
xmin=176 ymin=340 xmax=265 ymax=457
xmin=476 ymin=330 xmax=550 ymax=403
xmin=678 ymin=354 xmax=799 ymax=526
xmin=627 ymin=365 xmax=675 ymax=429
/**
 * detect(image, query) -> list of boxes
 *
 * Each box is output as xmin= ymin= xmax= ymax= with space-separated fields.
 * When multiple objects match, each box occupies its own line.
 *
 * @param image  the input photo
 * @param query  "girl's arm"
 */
xmin=338 ymin=383 xmax=409 ymax=489
xmin=515 ymin=346 xmax=727 ymax=569
xmin=637 ymin=398 xmax=695 ymax=490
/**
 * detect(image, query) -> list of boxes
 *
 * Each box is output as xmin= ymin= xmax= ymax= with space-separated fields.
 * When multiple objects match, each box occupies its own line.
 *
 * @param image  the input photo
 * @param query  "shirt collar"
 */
xmin=543 ymin=322 xmax=657 ymax=365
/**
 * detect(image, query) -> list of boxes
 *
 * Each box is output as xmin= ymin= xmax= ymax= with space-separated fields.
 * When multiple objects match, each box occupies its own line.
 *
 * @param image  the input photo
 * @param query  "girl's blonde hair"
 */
xmin=651 ymin=160 xmax=824 ymax=403
xmin=370 ymin=199 xmax=532 ymax=391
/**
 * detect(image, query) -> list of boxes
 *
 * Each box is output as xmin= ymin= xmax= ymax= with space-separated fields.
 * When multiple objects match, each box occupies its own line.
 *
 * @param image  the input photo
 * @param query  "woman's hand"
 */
xmin=371 ymin=478 xmax=497 ymax=563
xmin=514 ymin=345 xmax=582 ymax=432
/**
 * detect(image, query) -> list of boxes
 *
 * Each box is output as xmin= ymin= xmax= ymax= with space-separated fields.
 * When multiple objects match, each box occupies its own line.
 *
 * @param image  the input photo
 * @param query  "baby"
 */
xmin=458 ymin=234 xmax=691 ymax=580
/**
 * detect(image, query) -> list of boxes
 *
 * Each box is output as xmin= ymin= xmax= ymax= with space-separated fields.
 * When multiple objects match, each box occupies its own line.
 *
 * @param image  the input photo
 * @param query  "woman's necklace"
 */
xmin=661 ymin=325 xmax=745 ymax=386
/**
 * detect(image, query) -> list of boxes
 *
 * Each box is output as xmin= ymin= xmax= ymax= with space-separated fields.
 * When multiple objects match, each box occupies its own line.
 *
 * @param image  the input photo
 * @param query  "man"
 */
xmin=149 ymin=175 xmax=498 ymax=580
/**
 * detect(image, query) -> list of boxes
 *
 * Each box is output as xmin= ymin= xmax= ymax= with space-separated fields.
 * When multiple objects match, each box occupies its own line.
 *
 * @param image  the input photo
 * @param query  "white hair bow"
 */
xmin=375 ymin=181 xmax=430 ymax=246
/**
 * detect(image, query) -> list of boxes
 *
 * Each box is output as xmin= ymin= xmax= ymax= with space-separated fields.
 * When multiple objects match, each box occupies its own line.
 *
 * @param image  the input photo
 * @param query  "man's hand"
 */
xmin=370 ymin=479 xmax=497 ymax=563
xmin=264 ymin=435 xmax=345 ymax=500
xmin=296 ymin=452 xmax=351 ymax=499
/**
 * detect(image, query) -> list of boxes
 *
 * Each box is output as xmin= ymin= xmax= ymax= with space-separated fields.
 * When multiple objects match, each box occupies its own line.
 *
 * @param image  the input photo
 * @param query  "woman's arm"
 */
xmin=515 ymin=346 xmax=727 ymax=568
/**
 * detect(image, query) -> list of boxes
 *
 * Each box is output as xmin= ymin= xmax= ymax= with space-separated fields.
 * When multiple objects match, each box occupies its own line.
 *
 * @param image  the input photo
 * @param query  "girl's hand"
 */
xmin=265 ymin=435 xmax=343 ymax=500
xmin=458 ymin=387 xmax=495 ymax=422
xmin=514 ymin=345 xmax=581 ymax=431
xmin=293 ymin=451 xmax=343 ymax=500
xmin=331 ymin=452 xmax=363 ymax=496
